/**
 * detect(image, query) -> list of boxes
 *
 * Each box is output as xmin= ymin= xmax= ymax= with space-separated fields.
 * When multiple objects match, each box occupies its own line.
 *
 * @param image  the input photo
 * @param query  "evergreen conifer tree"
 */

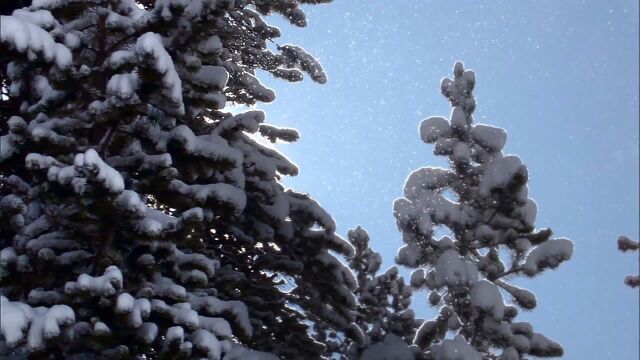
xmin=341 ymin=226 xmax=421 ymax=360
xmin=393 ymin=62 xmax=573 ymax=359
xmin=0 ymin=1 xmax=359 ymax=358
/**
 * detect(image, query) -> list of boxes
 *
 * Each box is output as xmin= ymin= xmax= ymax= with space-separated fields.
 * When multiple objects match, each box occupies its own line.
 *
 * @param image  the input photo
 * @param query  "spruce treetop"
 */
xmin=394 ymin=62 xmax=573 ymax=359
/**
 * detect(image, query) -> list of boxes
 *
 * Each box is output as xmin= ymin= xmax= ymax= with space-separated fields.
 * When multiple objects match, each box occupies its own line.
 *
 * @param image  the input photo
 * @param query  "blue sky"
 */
xmin=254 ymin=1 xmax=638 ymax=358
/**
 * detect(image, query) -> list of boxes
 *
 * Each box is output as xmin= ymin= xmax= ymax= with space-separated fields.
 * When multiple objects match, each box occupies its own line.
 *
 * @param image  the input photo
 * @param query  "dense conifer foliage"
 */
xmin=1 ymin=1 xmax=576 ymax=358
xmin=0 ymin=1 xmax=357 ymax=358
xmin=393 ymin=62 xmax=573 ymax=359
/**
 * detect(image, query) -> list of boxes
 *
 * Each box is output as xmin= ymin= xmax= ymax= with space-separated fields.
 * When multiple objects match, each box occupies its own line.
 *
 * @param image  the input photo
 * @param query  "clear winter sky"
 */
xmin=252 ymin=1 xmax=639 ymax=358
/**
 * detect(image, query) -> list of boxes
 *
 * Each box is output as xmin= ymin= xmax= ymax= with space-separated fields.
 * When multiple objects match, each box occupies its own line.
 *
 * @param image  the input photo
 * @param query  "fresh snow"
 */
xmin=471 ymin=124 xmax=507 ymax=153
xmin=82 ymin=149 xmax=125 ymax=193
xmin=478 ymin=155 xmax=526 ymax=196
xmin=0 ymin=296 xmax=75 ymax=351
xmin=135 ymin=32 xmax=184 ymax=114
xmin=107 ymin=72 xmax=139 ymax=100
xmin=192 ymin=65 xmax=229 ymax=90
xmin=65 ymin=266 xmax=123 ymax=297
xmin=420 ymin=116 xmax=450 ymax=144
xmin=0 ymin=15 xmax=72 ymax=69
xmin=432 ymin=249 xmax=479 ymax=287
xmin=470 ymin=280 xmax=505 ymax=320
xmin=433 ymin=335 xmax=482 ymax=360
xmin=393 ymin=62 xmax=573 ymax=358
xmin=523 ymin=239 xmax=574 ymax=276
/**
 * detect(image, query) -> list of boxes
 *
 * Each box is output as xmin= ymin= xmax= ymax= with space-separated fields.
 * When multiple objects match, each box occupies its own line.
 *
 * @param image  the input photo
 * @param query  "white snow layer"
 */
xmin=432 ymin=250 xmax=479 ymax=288
xmin=0 ymin=15 xmax=72 ymax=69
xmin=420 ymin=117 xmax=450 ymax=144
xmin=500 ymin=283 xmax=537 ymax=310
xmin=404 ymin=167 xmax=453 ymax=197
xmin=169 ymin=180 xmax=246 ymax=215
xmin=523 ymin=239 xmax=573 ymax=276
xmin=470 ymin=280 xmax=505 ymax=320
xmin=165 ymin=325 xmax=184 ymax=343
xmin=478 ymin=155 xmax=526 ymax=196
xmin=135 ymin=32 xmax=184 ymax=114
xmin=107 ymin=72 xmax=139 ymax=100
xmin=168 ymin=125 xmax=242 ymax=165
xmin=471 ymin=124 xmax=507 ymax=153
xmin=115 ymin=295 xmax=151 ymax=328
xmin=190 ymin=329 xmax=222 ymax=359
xmin=198 ymin=35 xmax=222 ymax=54
xmin=1 ymin=296 xmax=75 ymax=351
xmin=65 ymin=265 xmax=123 ymax=297
xmin=396 ymin=243 xmax=423 ymax=267
xmin=239 ymin=73 xmax=275 ymax=103
xmin=188 ymin=295 xmax=253 ymax=337
xmin=80 ymin=149 xmax=125 ymax=193
xmin=11 ymin=9 xmax=56 ymax=29
xmin=432 ymin=335 xmax=482 ymax=360
xmin=115 ymin=293 xmax=135 ymax=313
xmin=193 ymin=65 xmax=229 ymax=90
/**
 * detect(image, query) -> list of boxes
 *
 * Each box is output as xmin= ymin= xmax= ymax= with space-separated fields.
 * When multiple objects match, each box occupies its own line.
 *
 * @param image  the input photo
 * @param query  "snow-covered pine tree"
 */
xmin=0 ymin=1 xmax=358 ymax=358
xmin=617 ymin=235 xmax=639 ymax=288
xmin=340 ymin=226 xmax=421 ymax=360
xmin=393 ymin=62 xmax=573 ymax=359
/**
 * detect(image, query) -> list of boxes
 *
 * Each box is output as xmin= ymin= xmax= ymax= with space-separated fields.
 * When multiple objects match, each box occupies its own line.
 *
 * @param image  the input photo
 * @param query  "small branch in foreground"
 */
xmin=618 ymin=235 xmax=639 ymax=288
